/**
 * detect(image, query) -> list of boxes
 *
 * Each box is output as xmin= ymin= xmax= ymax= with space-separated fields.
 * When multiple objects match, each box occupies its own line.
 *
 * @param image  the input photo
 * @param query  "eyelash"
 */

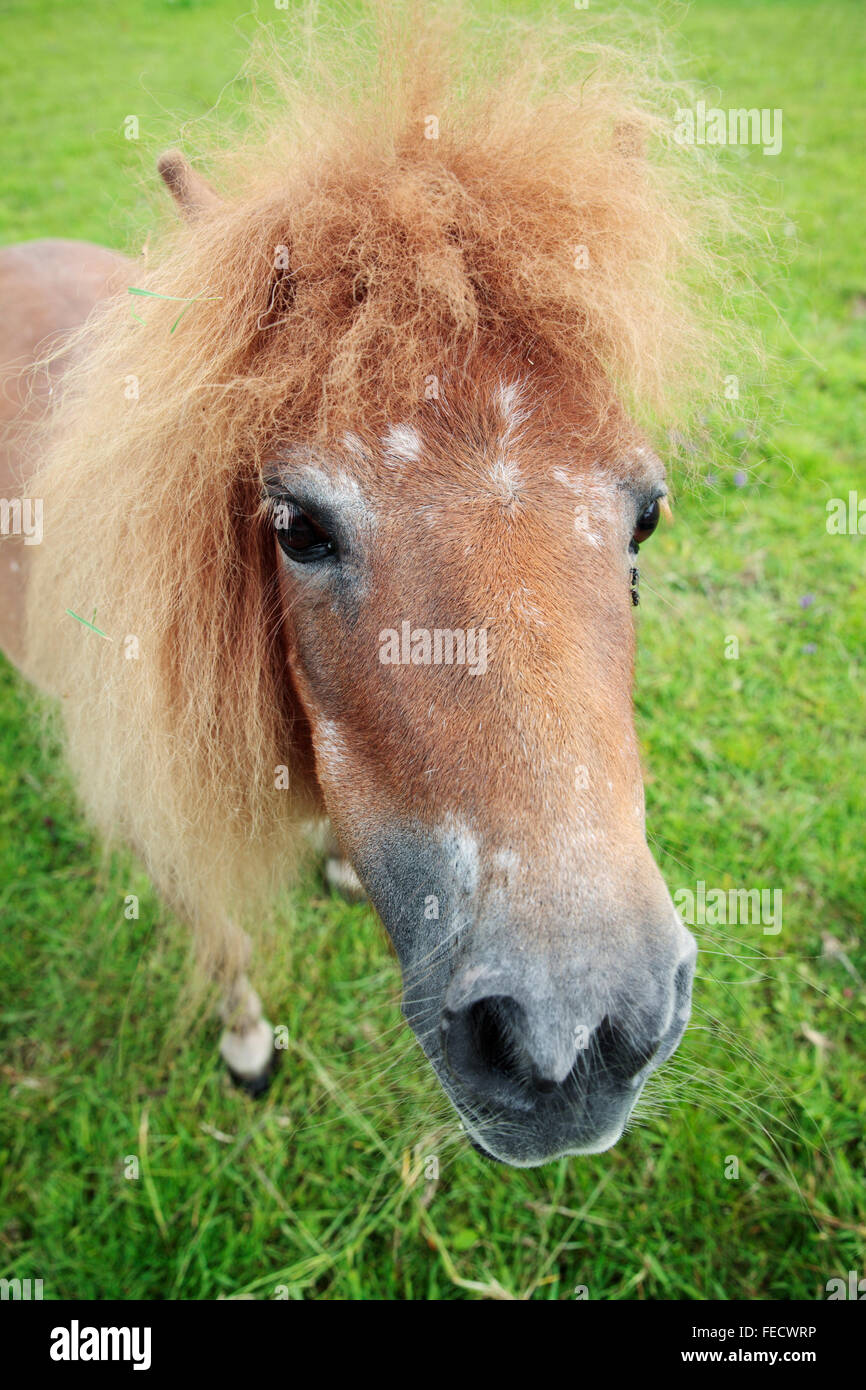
xmin=629 ymin=496 xmax=664 ymax=606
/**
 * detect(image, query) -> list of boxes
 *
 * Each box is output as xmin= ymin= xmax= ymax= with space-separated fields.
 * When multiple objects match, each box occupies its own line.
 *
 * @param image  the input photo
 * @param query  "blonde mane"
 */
xmin=24 ymin=5 xmax=746 ymax=943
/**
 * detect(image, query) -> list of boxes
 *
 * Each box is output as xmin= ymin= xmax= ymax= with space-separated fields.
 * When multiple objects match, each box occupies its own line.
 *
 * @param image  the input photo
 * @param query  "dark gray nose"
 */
xmin=440 ymin=992 xmax=663 ymax=1109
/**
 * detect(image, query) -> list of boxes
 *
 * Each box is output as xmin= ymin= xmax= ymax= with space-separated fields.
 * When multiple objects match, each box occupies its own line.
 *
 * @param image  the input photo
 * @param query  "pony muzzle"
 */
xmin=405 ymin=932 xmax=697 ymax=1167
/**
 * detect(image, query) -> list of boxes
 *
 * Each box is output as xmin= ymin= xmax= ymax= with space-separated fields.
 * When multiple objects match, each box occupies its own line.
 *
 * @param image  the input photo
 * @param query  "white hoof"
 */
xmin=219 ymin=1017 xmax=275 ymax=1082
xmin=325 ymin=856 xmax=366 ymax=902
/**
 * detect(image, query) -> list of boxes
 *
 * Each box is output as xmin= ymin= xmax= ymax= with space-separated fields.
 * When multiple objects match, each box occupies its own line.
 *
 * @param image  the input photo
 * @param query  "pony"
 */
xmin=0 ymin=8 xmax=742 ymax=1166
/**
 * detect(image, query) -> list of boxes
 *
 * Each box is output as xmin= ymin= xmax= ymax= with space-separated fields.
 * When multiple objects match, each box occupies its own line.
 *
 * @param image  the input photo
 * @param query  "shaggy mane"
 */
xmin=24 ymin=3 xmax=751 ymax=941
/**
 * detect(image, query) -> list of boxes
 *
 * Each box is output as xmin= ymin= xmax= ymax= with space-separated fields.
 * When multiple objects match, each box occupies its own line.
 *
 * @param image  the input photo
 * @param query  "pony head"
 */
xmin=26 ymin=14 xmax=743 ymax=1164
xmin=265 ymin=371 xmax=696 ymax=1164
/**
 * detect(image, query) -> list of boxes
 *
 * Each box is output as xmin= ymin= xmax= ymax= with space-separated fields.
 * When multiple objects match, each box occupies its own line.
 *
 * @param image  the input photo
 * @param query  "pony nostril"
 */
xmin=442 ymin=992 xmax=667 ymax=1108
xmin=674 ymin=954 xmax=696 ymax=1001
xmin=467 ymin=996 xmax=524 ymax=1079
xmin=591 ymin=1016 xmax=660 ymax=1085
xmin=441 ymin=994 xmax=532 ymax=1103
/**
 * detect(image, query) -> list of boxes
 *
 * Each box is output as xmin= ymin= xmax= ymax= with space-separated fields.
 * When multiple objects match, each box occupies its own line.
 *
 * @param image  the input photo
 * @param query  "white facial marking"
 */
xmin=298 ymin=464 xmax=365 ymax=509
xmin=626 ymin=445 xmax=667 ymax=492
xmin=493 ymin=377 xmax=531 ymax=437
xmin=552 ymin=465 xmax=618 ymax=500
xmin=458 ymin=963 xmax=501 ymax=993
xmin=382 ymin=423 xmax=422 ymax=465
xmin=437 ymin=817 xmax=481 ymax=897
xmin=290 ymin=463 xmax=376 ymax=544
xmin=315 ymin=717 xmax=350 ymax=774
xmin=342 ymin=430 xmax=370 ymax=461
xmin=488 ymin=455 xmax=523 ymax=503
xmin=503 ymin=586 xmax=547 ymax=628
xmin=493 ymin=848 xmax=521 ymax=872
xmin=553 ymin=466 xmax=620 ymax=549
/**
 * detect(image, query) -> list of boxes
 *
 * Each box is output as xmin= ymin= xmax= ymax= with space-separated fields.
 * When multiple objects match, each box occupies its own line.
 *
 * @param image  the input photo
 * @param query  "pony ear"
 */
xmin=157 ymin=150 xmax=222 ymax=219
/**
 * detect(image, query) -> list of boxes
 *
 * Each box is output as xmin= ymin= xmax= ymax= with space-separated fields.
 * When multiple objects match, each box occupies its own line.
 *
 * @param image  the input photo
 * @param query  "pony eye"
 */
xmin=272 ymin=501 xmax=336 ymax=563
xmin=633 ymin=498 xmax=661 ymax=546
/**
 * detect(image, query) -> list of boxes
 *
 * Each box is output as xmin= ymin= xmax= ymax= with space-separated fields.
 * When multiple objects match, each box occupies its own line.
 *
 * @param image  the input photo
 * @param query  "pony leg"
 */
xmin=321 ymin=823 xmax=366 ymax=902
xmin=300 ymin=816 xmax=366 ymax=901
xmin=324 ymin=853 xmax=366 ymax=901
xmin=214 ymin=929 xmax=278 ymax=1096
xmin=219 ymin=973 xmax=278 ymax=1096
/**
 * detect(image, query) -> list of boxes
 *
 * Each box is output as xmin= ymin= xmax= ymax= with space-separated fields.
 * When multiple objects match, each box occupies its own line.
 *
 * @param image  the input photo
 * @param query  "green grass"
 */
xmin=1 ymin=0 xmax=864 ymax=1300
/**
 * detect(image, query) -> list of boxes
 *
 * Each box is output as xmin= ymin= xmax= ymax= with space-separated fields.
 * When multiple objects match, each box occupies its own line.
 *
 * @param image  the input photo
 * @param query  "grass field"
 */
xmin=1 ymin=0 xmax=864 ymax=1300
